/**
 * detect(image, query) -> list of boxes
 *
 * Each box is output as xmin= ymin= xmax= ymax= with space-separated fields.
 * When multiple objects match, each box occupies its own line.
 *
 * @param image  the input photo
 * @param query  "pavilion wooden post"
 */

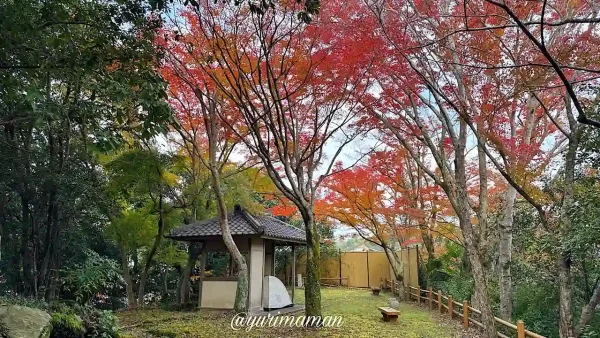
xmin=517 ymin=320 xmax=525 ymax=338
xmin=291 ymin=243 xmax=296 ymax=304
xmin=438 ymin=290 xmax=442 ymax=313
xmin=428 ymin=288 xmax=433 ymax=309
xmin=197 ymin=246 xmax=206 ymax=309
xmin=271 ymin=241 xmax=275 ymax=276
xmin=448 ymin=295 xmax=453 ymax=318
xmin=463 ymin=300 xmax=469 ymax=328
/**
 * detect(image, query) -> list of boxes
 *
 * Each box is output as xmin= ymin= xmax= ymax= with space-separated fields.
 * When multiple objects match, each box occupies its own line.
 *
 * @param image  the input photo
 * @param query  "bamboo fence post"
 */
xmin=417 ymin=285 xmax=420 ymax=305
xmin=517 ymin=320 xmax=525 ymax=338
xmin=428 ymin=288 xmax=433 ymax=309
xmin=438 ymin=290 xmax=442 ymax=313
xmin=448 ymin=295 xmax=453 ymax=318
xmin=462 ymin=300 xmax=469 ymax=328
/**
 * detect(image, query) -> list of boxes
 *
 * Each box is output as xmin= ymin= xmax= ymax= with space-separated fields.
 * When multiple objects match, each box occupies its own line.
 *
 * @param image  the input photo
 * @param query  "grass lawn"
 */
xmin=117 ymin=288 xmax=460 ymax=338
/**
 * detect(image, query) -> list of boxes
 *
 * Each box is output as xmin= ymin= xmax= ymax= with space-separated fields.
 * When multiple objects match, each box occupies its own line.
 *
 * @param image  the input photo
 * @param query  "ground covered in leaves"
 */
xmin=117 ymin=288 xmax=462 ymax=338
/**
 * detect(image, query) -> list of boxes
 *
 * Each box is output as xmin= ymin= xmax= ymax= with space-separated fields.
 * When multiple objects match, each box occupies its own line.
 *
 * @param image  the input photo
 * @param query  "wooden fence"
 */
xmin=385 ymin=280 xmax=546 ymax=338
xmin=282 ymin=248 xmax=419 ymax=289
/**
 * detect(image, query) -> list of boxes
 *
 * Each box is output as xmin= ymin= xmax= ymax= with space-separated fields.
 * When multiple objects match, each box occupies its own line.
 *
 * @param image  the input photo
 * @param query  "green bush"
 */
xmin=51 ymin=312 xmax=85 ymax=338
xmin=0 ymin=294 xmax=49 ymax=311
xmin=81 ymin=308 xmax=121 ymax=338
xmin=63 ymin=250 xmax=125 ymax=308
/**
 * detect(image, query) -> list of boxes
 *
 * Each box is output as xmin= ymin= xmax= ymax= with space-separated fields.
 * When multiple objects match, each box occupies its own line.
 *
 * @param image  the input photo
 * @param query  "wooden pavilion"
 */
xmin=166 ymin=205 xmax=306 ymax=313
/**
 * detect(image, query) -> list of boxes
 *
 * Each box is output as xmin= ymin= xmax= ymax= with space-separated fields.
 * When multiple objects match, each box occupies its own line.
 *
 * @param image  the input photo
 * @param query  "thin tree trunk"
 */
xmin=178 ymin=242 xmax=201 ymax=306
xmin=476 ymin=142 xmax=491 ymax=269
xmin=209 ymin=165 xmax=248 ymax=313
xmin=20 ymin=196 xmax=34 ymax=296
xmin=498 ymin=101 xmax=537 ymax=320
xmin=201 ymin=93 xmax=249 ymax=313
xmin=383 ymin=245 xmax=403 ymax=282
xmin=456 ymin=120 xmax=497 ymax=338
xmin=137 ymin=194 xmax=165 ymax=306
xmin=558 ymin=254 xmax=575 ymax=338
xmin=302 ymin=209 xmax=322 ymax=319
xmin=118 ymin=239 xmax=137 ymax=308
xmin=575 ymin=283 xmax=600 ymax=337
xmin=420 ymin=222 xmax=435 ymax=264
xmin=499 ymin=185 xmax=517 ymax=320
xmin=557 ymin=130 xmax=578 ymax=338
xmin=163 ymin=267 xmax=169 ymax=294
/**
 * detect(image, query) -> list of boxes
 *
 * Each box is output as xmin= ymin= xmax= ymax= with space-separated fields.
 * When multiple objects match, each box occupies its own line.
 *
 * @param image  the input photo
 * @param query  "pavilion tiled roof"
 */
xmin=166 ymin=205 xmax=306 ymax=244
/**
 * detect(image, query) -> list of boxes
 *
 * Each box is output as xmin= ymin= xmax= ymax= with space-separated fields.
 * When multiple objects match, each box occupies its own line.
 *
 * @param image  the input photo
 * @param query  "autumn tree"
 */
xmin=161 ymin=0 xmax=378 ymax=317
xmin=480 ymin=0 xmax=600 ymax=130
xmin=362 ymin=1 xmax=503 ymax=335
xmin=320 ymin=149 xmax=455 ymax=280
xmin=366 ymin=0 xmax=600 ymax=336
xmin=159 ymin=31 xmax=263 ymax=311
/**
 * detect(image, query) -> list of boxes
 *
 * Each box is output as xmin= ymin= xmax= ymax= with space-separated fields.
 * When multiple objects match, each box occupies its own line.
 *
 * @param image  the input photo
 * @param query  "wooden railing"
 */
xmin=384 ymin=280 xmax=546 ymax=338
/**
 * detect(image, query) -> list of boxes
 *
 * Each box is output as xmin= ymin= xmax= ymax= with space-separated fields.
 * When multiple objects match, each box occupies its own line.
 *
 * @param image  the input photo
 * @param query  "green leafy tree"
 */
xmin=0 ymin=0 xmax=170 ymax=300
xmin=103 ymin=147 xmax=187 ymax=308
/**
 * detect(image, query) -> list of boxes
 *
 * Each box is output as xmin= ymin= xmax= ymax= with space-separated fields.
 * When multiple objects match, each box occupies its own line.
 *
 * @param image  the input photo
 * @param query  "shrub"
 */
xmin=51 ymin=312 xmax=85 ymax=338
xmin=63 ymin=250 xmax=125 ymax=308
xmin=0 ymin=294 xmax=49 ymax=311
xmin=81 ymin=308 xmax=121 ymax=338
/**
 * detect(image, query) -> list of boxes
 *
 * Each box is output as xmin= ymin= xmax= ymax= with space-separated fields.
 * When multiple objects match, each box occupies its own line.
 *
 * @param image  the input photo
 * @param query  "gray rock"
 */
xmin=389 ymin=298 xmax=399 ymax=309
xmin=0 ymin=305 xmax=51 ymax=338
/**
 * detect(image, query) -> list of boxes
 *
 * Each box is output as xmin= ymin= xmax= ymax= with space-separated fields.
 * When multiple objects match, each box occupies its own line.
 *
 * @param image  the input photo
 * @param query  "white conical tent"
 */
xmin=262 ymin=276 xmax=293 ymax=310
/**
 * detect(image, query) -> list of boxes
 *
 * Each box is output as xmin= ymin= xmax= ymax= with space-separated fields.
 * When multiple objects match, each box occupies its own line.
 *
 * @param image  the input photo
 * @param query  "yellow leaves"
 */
xmin=567 ymin=0 xmax=581 ymax=10
xmin=505 ymin=166 xmax=551 ymax=205
xmin=161 ymin=171 xmax=180 ymax=187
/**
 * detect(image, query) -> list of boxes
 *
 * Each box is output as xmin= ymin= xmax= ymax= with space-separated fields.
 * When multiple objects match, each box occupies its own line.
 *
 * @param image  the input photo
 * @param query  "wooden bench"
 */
xmin=378 ymin=306 xmax=399 ymax=322
xmin=371 ymin=287 xmax=381 ymax=296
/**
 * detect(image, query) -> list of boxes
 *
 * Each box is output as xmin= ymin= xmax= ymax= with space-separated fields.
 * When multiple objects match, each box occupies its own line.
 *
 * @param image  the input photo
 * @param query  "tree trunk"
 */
xmin=476 ymin=142 xmax=491 ymax=269
xmin=575 ymin=283 xmax=600 ymax=337
xmin=20 ymin=196 xmax=34 ymax=296
xmin=420 ymin=223 xmax=435 ymax=264
xmin=499 ymin=185 xmax=517 ymax=320
xmin=456 ymin=120 xmax=497 ymax=338
xmin=137 ymin=194 xmax=165 ymax=306
xmin=557 ymin=132 xmax=578 ymax=338
xmin=178 ymin=242 xmax=201 ymax=306
xmin=558 ymin=254 xmax=575 ymax=338
xmin=302 ymin=210 xmax=322 ymax=320
xmin=497 ymin=102 xmax=537 ymax=320
xmin=459 ymin=212 xmax=497 ymax=338
xmin=383 ymin=245 xmax=403 ymax=282
xmin=209 ymin=165 xmax=248 ymax=313
xmin=118 ymin=239 xmax=137 ymax=308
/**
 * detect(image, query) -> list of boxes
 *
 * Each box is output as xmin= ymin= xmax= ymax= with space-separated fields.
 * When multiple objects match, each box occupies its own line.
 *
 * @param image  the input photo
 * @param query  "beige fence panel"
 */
xmin=280 ymin=248 xmax=419 ymax=289
xmin=341 ymin=252 xmax=369 ymax=287
xmin=367 ymin=252 xmax=391 ymax=288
